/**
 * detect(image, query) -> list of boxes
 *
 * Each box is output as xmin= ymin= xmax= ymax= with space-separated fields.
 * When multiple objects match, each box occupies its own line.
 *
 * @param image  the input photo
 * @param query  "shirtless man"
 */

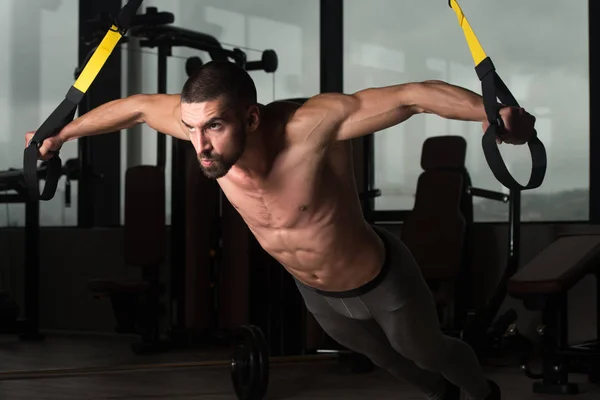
xmin=27 ymin=61 xmax=535 ymax=399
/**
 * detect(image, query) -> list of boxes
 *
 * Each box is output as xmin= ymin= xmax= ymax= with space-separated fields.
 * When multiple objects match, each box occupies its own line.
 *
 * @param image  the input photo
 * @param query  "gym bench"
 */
xmin=508 ymin=233 xmax=600 ymax=394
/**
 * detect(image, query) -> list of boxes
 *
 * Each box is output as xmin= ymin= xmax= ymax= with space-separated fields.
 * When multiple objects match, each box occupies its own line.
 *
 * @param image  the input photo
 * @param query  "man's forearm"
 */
xmin=410 ymin=80 xmax=488 ymax=122
xmin=59 ymin=95 xmax=146 ymax=142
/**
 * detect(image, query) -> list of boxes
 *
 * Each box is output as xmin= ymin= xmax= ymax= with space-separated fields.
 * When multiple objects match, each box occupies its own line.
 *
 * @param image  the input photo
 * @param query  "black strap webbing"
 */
xmin=449 ymin=0 xmax=547 ymax=191
xmin=477 ymin=58 xmax=547 ymax=191
xmin=23 ymin=0 xmax=143 ymax=201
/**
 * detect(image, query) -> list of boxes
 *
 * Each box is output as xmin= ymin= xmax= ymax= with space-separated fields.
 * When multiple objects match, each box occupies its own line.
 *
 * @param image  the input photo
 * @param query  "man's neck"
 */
xmin=229 ymin=104 xmax=288 ymax=180
xmin=234 ymin=125 xmax=272 ymax=179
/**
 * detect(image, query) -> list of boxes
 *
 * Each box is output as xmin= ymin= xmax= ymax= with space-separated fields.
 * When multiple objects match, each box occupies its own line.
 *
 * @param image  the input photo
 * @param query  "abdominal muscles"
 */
xmin=219 ymin=145 xmax=382 ymax=290
xmin=243 ymin=188 xmax=369 ymax=287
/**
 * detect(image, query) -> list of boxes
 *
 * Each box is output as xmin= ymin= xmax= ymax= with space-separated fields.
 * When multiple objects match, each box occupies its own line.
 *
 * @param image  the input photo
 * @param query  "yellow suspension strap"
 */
xmin=23 ymin=0 xmax=144 ymax=201
xmin=448 ymin=0 xmax=547 ymax=191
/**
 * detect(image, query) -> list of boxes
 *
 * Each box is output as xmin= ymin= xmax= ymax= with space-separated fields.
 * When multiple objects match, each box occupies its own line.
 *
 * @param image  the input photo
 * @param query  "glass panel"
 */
xmin=0 ymin=0 xmax=79 ymax=227
xmin=344 ymin=0 xmax=589 ymax=222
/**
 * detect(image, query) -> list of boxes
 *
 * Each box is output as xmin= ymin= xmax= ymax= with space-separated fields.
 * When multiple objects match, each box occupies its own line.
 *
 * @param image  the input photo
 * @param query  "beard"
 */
xmin=197 ymin=130 xmax=246 ymax=179
xmin=198 ymin=153 xmax=233 ymax=179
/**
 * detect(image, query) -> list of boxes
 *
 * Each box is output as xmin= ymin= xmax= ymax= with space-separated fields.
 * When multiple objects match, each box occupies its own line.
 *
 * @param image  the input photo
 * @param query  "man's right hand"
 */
xmin=25 ymin=131 xmax=64 ymax=161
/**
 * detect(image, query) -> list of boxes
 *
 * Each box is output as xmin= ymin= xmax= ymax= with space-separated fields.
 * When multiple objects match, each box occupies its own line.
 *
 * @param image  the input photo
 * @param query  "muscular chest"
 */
xmin=220 ymin=155 xmax=326 ymax=229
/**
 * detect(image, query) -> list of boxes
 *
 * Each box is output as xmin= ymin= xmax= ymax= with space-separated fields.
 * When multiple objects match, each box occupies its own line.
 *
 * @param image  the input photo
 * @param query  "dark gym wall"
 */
xmin=0 ymin=228 xmax=137 ymax=332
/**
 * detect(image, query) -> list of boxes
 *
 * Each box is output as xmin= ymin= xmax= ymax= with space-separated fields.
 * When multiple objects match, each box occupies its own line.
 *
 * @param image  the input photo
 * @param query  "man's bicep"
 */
xmin=295 ymin=89 xmax=416 ymax=146
xmin=335 ymin=86 xmax=417 ymax=141
xmin=141 ymin=94 xmax=189 ymax=141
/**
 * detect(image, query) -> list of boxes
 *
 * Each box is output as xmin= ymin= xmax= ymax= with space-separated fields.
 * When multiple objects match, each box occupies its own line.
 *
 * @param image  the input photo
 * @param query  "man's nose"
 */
xmin=193 ymin=134 xmax=212 ymax=153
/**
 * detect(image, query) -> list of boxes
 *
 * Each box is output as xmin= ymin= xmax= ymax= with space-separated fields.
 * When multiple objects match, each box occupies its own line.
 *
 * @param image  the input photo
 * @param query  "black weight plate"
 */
xmin=248 ymin=325 xmax=269 ymax=400
xmin=231 ymin=338 xmax=255 ymax=398
xmin=231 ymin=325 xmax=269 ymax=400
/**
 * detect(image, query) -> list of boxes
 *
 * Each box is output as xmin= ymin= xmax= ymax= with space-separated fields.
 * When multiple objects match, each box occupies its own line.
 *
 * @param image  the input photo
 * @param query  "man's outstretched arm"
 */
xmin=59 ymin=93 xmax=188 ymax=141
xmin=292 ymin=80 xmax=506 ymax=147
xmin=26 ymin=93 xmax=188 ymax=160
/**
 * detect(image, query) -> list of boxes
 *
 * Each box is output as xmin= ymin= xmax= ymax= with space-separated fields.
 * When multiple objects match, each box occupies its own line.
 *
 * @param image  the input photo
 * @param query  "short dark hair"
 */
xmin=181 ymin=60 xmax=257 ymax=108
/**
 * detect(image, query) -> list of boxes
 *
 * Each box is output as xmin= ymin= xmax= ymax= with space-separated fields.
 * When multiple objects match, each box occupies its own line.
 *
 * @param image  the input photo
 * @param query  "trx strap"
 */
xmin=23 ymin=0 xmax=143 ymax=201
xmin=448 ymin=0 xmax=547 ymax=191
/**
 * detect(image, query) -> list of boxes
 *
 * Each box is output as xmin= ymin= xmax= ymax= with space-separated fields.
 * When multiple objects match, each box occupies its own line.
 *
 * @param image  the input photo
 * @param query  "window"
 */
xmin=0 ymin=0 xmax=79 ymax=227
xmin=120 ymin=0 xmax=320 ymax=224
xmin=344 ymin=0 xmax=589 ymax=222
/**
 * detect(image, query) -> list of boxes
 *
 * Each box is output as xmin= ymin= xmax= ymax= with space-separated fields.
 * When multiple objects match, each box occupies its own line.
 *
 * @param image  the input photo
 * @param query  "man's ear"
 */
xmin=246 ymin=104 xmax=260 ymax=130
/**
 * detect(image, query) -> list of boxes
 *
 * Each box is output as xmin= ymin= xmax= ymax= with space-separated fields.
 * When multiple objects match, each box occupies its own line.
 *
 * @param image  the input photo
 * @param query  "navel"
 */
xmin=299 ymin=205 xmax=308 ymax=211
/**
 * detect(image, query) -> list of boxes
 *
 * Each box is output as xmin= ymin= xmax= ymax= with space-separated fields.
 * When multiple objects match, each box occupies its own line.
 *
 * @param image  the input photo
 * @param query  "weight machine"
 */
xmin=0 ymin=160 xmax=80 ymax=340
xmin=459 ymin=186 xmax=532 ymax=357
xmin=79 ymin=6 xmax=279 ymax=352
xmin=389 ymin=135 xmax=531 ymax=359
xmin=3 ymin=0 xmax=278 ymax=350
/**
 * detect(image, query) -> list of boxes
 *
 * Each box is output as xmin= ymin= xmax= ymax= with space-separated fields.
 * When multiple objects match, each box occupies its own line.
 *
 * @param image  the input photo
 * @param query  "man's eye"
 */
xmin=209 ymin=123 xmax=221 ymax=130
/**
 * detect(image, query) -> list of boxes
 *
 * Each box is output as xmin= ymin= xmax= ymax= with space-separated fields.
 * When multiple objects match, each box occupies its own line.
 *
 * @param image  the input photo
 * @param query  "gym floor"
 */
xmin=0 ymin=334 xmax=598 ymax=400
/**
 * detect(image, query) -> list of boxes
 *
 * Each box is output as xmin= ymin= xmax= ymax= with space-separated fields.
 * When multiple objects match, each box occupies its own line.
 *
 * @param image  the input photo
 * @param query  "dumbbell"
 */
xmin=186 ymin=56 xmax=204 ymax=77
xmin=245 ymin=50 xmax=278 ymax=73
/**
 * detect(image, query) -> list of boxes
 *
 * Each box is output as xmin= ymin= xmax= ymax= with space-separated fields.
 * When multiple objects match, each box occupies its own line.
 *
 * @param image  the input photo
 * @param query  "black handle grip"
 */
xmin=448 ymin=2 xmax=547 ymax=192
xmin=475 ymin=57 xmax=547 ymax=191
xmin=23 ymin=89 xmax=81 ymax=200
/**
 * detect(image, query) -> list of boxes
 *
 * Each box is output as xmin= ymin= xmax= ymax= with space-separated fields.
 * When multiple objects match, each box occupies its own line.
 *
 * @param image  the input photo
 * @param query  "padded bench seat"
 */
xmin=508 ymin=234 xmax=600 ymax=296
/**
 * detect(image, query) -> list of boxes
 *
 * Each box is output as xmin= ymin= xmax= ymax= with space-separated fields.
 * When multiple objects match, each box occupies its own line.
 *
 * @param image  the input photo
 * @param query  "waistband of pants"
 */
xmin=296 ymin=225 xmax=392 ymax=299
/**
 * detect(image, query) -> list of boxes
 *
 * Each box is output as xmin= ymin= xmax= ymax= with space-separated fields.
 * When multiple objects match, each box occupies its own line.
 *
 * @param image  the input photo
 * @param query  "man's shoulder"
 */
xmin=263 ymin=99 xmax=304 ymax=132
xmin=265 ymin=98 xmax=303 ymax=116
xmin=264 ymin=95 xmax=346 ymax=148
xmin=265 ymin=93 xmax=352 ymax=118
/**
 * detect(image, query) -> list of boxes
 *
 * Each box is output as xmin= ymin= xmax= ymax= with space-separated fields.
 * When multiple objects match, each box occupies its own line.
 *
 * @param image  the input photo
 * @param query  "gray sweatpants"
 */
xmin=295 ymin=225 xmax=491 ymax=400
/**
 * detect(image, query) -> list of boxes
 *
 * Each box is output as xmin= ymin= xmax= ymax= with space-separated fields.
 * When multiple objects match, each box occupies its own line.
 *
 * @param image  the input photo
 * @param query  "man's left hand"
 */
xmin=482 ymin=106 xmax=536 ymax=145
